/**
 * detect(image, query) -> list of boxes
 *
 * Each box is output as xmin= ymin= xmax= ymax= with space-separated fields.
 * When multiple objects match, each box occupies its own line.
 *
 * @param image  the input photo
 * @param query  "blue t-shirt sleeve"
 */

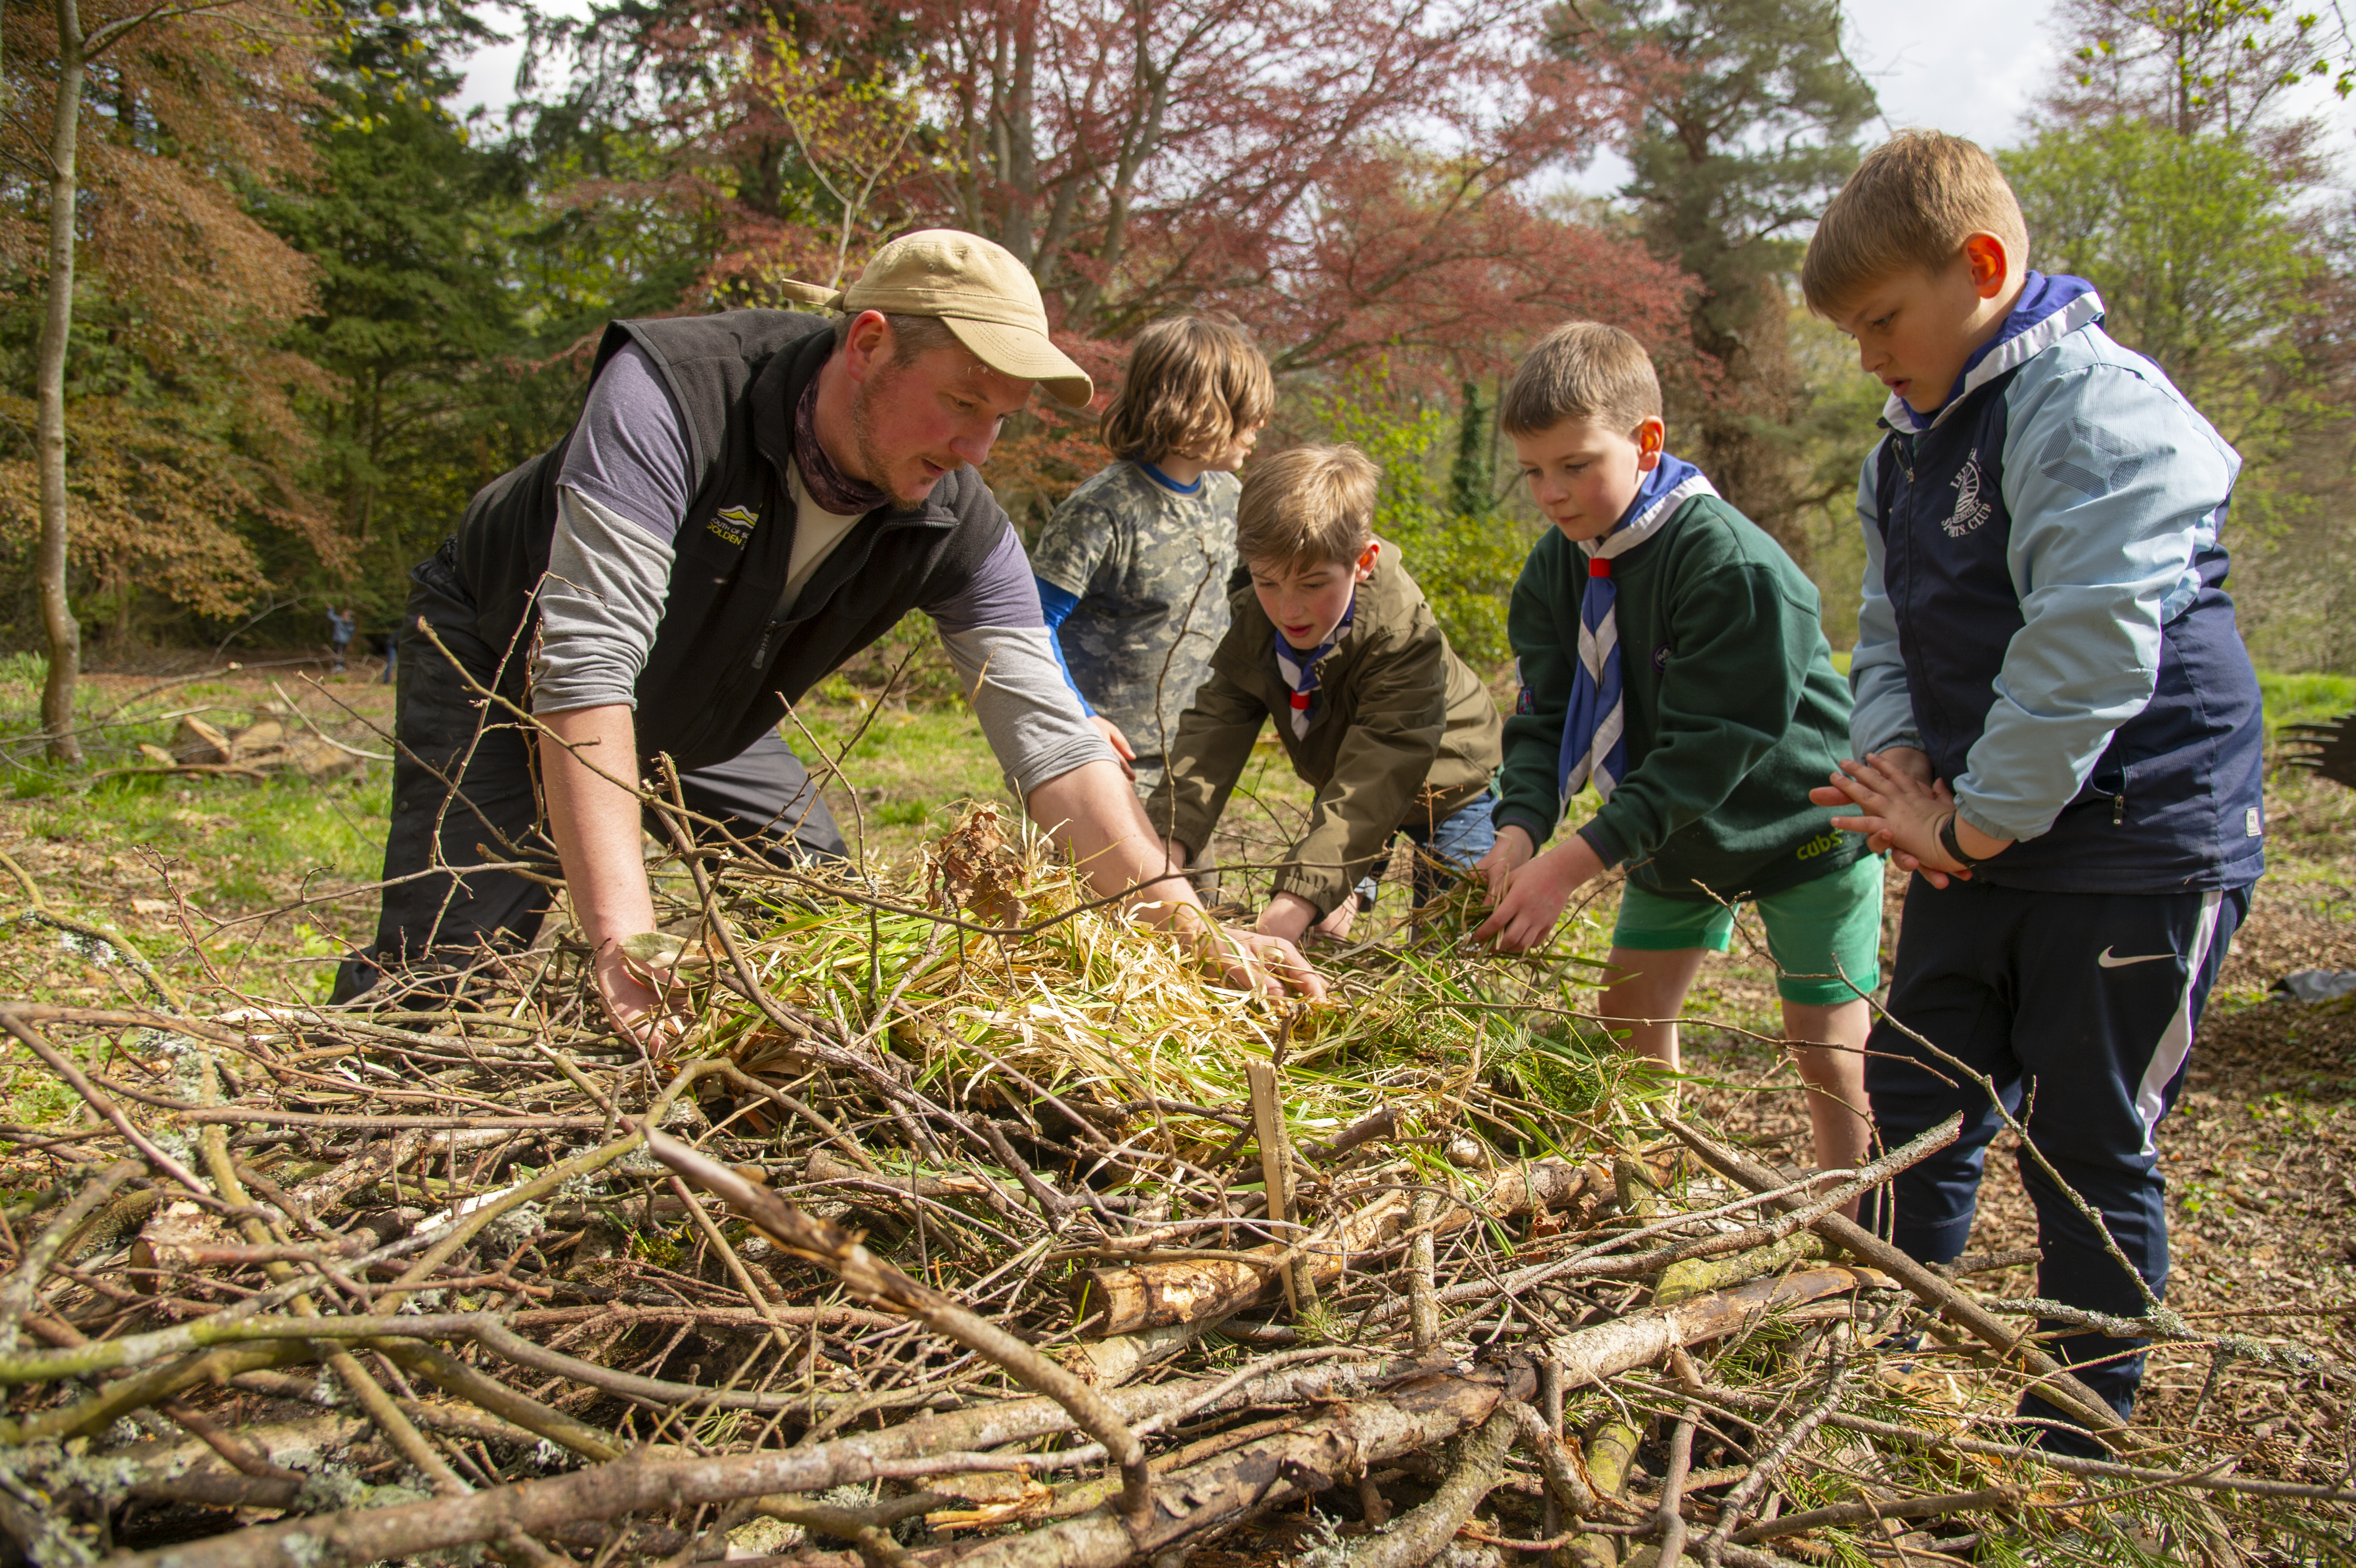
xmin=1032 ymin=576 xmax=1095 ymax=717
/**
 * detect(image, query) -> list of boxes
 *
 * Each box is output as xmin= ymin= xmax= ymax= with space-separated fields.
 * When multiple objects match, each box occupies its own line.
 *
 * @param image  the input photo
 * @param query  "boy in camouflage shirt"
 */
xmin=1031 ymin=317 xmax=1274 ymax=793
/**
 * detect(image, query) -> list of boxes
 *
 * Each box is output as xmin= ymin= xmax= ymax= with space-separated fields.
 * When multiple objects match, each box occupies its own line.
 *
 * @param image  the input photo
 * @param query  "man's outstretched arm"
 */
xmin=1026 ymin=758 xmax=1326 ymax=1002
xmin=539 ymin=702 xmax=677 ymax=1040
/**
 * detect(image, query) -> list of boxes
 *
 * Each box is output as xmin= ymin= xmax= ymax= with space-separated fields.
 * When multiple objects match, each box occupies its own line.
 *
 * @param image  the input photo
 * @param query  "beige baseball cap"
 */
xmin=778 ymin=229 xmax=1093 ymax=409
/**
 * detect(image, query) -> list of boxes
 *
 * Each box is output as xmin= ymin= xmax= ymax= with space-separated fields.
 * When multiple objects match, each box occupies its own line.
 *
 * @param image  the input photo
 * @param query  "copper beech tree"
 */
xmin=1 ymin=0 xmax=328 ymax=756
xmin=550 ymin=0 xmax=1690 ymax=460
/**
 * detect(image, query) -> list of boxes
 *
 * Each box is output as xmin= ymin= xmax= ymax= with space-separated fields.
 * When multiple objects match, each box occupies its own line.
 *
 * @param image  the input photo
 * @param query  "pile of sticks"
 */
xmin=0 ymin=817 xmax=2346 ymax=1568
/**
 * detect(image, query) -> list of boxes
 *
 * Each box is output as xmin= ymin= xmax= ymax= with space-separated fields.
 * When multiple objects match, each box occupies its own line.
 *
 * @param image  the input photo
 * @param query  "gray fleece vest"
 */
xmin=448 ymin=310 xmax=1008 ymax=771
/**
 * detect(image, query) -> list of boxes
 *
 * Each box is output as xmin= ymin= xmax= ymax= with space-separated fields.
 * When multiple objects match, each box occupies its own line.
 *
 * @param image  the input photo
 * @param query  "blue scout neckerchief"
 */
xmin=1273 ymin=597 xmax=1356 ymax=740
xmin=1558 ymin=454 xmax=1716 ymax=802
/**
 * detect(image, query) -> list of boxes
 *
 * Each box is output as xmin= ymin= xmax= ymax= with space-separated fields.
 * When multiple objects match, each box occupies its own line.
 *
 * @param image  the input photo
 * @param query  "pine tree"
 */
xmin=1552 ymin=0 xmax=1876 ymax=555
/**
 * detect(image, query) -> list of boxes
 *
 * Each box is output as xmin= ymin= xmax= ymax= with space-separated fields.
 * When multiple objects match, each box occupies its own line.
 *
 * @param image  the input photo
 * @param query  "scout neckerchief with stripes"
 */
xmin=1558 ymin=455 xmax=1716 ymax=803
xmin=1273 ymin=597 xmax=1355 ymax=740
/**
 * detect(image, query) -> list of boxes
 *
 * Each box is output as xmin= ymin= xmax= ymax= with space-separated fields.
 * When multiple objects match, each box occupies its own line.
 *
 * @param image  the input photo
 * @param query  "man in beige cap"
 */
xmin=337 ymin=229 xmax=1323 ymax=1028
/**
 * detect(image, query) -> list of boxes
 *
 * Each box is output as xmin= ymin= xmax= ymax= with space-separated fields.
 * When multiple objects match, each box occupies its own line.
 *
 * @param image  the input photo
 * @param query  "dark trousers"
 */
xmin=332 ymin=546 xmax=845 ymax=1003
xmin=1862 ymin=874 xmax=2247 ymax=1435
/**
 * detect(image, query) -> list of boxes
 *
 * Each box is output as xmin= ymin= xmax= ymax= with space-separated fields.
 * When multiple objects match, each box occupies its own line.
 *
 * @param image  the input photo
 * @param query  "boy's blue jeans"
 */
xmin=1353 ymin=791 xmax=1498 ymax=911
xmin=1860 ymin=874 xmax=2248 ymax=1445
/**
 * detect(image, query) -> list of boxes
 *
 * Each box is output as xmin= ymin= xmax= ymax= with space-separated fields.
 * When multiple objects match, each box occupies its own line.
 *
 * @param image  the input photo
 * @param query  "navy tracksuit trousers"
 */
xmin=1862 ymin=874 xmax=2247 ymax=1435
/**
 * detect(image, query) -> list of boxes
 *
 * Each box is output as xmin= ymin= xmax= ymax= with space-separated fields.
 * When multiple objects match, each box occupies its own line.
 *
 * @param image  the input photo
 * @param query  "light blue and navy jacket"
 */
xmin=1850 ymin=272 xmax=2265 ymax=894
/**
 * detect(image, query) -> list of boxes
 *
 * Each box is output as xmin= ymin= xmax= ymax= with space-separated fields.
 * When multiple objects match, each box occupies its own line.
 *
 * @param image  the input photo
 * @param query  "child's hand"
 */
xmin=1817 ymin=753 xmax=2009 ymax=888
xmin=1808 ymin=747 xmax=1952 ymax=879
xmin=1474 ymin=823 xmax=1536 ymax=895
xmin=1194 ymin=925 xmax=1329 ymax=1002
xmin=1312 ymin=898 xmax=1356 ymax=943
xmin=1256 ymin=892 xmax=1320 ymax=945
xmin=1474 ymin=836 xmax=1604 ymax=953
xmin=1092 ymin=716 xmax=1137 ymax=780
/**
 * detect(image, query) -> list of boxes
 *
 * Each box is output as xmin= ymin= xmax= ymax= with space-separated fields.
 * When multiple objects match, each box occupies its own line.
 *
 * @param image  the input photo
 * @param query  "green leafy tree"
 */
xmin=252 ymin=2 xmax=529 ymax=608
xmin=1551 ymin=0 xmax=1876 ymax=555
xmin=1311 ymin=368 xmax=1532 ymax=670
xmin=257 ymin=0 xmax=718 ymax=628
xmin=2047 ymin=0 xmax=2350 ymax=136
xmin=2008 ymin=118 xmax=2352 ymax=669
xmin=2004 ymin=120 xmax=2320 ymax=415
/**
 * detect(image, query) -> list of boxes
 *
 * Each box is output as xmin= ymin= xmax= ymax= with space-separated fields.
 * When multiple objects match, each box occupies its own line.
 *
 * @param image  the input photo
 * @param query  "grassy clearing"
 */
xmin=0 ymin=654 xmax=2347 ymax=1029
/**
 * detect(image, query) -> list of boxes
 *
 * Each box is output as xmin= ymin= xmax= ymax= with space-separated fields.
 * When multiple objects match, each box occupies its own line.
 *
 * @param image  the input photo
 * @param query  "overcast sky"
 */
xmin=454 ymin=0 xmax=2353 ymax=190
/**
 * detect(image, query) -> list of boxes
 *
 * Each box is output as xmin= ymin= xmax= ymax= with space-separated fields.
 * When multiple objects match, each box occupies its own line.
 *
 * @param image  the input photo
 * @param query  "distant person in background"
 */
xmin=371 ymin=628 xmax=398 ymax=686
xmin=1029 ymin=316 xmax=1272 ymax=798
xmin=327 ymin=605 xmax=356 ymax=674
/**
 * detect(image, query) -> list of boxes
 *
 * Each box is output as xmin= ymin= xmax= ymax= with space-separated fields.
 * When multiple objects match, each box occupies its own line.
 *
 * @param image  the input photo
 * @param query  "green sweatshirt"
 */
xmin=1496 ymin=493 xmax=1865 ymax=904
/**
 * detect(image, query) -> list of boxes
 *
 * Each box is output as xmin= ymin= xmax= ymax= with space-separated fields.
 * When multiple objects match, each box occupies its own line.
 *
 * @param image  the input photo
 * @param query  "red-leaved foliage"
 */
xmin=578 ymin=0 xmax=1692 ymax=393
xmin=0 ymin=0 xmax=340 ymax=624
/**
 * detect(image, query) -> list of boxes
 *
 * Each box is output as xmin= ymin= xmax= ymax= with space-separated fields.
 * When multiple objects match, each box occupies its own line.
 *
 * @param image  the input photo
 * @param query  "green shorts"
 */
xmin=1613 ymin=852 xmax=1884 ymax=1005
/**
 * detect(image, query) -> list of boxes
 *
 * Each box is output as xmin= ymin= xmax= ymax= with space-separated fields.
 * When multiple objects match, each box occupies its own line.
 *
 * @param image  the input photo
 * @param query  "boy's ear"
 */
xmin=1354 ymin=540 xmax=1381 ymax=581
xmin=1634 ymin=416 xmax=1667 ymax=471
xmin=1963 ymin=232 xmax=2011 ymax=299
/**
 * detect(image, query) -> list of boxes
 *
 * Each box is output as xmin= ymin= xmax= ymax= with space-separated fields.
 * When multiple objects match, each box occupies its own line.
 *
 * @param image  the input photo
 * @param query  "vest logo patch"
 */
xmin=1942 ymin=450 xmax=1993 ymax=538
xmin=707 ymin=505 xmax=759 ymax=547
xmin=1796 ymin=830 xmax=1843 ymax=861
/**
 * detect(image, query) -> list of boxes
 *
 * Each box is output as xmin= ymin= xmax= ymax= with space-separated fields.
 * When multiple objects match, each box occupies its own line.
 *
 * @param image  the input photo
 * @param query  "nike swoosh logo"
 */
xmin=2097 ymin=947 xmax=2175 ymax=969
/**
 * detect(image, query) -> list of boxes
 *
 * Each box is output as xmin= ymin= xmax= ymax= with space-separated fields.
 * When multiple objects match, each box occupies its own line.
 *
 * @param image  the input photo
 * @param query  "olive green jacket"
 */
xmin=1145 ymin=542 xmax=1501 ymax=915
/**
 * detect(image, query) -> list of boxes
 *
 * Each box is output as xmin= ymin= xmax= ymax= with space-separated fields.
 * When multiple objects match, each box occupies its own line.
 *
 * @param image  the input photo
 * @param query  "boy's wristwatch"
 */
xmin=1937 ymin=811 xmax=1989 ymax=870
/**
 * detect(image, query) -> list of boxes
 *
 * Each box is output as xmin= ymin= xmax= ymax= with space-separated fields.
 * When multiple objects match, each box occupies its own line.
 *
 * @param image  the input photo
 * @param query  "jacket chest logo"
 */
xmin=1941 ymin=450 xmax=1993 ymax=539
xmin=706 ymin=504 xmax=760 ymax=548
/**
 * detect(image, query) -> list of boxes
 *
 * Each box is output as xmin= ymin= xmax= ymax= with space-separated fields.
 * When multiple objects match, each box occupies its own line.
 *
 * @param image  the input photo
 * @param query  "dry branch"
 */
xmin=0 ymin=805 xmax=2332 ymax=1568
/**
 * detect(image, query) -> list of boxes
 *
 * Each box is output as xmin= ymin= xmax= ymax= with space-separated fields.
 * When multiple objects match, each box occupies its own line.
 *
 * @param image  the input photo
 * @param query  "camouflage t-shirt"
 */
xmin=1031 ymin=462 xmax=1240 ymax=760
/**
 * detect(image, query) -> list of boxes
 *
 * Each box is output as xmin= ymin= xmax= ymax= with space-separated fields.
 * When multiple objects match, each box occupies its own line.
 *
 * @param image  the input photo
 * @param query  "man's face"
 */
xmin=1512 ymin=415 xmax=1662 ymax=544
xmin=1830 ymin=238 xmax=2013 ymax=416
xmin=846 ymin=325 xmax=1036 ymax=503
xmin=1250 ymin=544 xmax=1377 ymax=652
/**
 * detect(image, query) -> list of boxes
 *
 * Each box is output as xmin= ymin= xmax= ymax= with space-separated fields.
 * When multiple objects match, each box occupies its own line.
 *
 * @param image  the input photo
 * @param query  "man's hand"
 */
xmin=1813 ymin=751 xmax=2010 ymax=888
xmin=1474 ymin=823 xmax=1536 ymax=895
xmin=540 ymin=703 xmax=699 ymax=1045
xmin=591 ymin=938 xmax=692 ymax=1052
xmin=1186 ymin=922 xmax=1327 ymax=1002
xmin=1027 ymin=758 xmax=1326 ymax=1001
xmin=1091 ymin=716 xmax=1137 ymax=781
xmin=1474 ymin=834 xmax=1605 ymax=953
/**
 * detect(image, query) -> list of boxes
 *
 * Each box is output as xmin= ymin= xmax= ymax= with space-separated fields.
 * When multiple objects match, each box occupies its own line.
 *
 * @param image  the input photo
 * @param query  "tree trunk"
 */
xmin=34 ymin=0 xmax=85 ymax=762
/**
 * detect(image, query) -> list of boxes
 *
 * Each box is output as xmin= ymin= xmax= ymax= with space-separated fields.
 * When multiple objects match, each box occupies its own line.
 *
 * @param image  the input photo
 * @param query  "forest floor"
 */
xmin=0 ymin=649 xmax=2350 ymax=1484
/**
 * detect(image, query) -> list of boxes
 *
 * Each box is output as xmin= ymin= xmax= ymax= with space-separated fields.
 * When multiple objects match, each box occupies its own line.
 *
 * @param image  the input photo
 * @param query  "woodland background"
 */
xmin=1 ymin=0 xmax=2353 ymax=699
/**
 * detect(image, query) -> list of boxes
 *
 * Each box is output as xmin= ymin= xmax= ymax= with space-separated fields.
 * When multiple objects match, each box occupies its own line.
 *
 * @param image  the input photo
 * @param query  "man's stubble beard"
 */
xmin=849 ymin=364 xmax=927 ymax=504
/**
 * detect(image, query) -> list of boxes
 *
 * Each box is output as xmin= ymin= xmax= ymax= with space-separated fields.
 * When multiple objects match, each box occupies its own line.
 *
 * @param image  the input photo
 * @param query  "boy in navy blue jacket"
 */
xmin=1804 ymin=131 xmax=2264 ymax=1450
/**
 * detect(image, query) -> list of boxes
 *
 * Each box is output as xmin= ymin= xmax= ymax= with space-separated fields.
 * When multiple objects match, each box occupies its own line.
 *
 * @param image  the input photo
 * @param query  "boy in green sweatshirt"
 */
xmin=1473 ymin=322 xmax=1876 ymax=1178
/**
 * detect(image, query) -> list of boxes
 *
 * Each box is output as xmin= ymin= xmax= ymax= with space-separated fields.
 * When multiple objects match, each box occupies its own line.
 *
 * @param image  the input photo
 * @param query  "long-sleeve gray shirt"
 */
xmin=531 ymin=341 xmax=1111 ymax=796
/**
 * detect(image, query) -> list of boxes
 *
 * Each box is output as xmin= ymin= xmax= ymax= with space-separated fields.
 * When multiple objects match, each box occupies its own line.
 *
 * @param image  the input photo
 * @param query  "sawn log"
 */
xmin=1079 ymin=1158 xmax=1604 ymax=1335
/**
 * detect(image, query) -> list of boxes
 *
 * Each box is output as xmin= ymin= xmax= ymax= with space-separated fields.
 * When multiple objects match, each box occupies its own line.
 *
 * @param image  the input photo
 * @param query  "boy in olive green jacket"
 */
xmin=1473 ymin=322 xmax=1876 ymax=1180
xmin=1147 ymin=445 xmax=1501 ymax=944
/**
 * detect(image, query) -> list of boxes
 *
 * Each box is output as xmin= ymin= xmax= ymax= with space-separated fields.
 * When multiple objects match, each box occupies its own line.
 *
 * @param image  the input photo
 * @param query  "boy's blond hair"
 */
xmin=1236 ymin=445 xmax=1377 ymax=569
xmin=1100 ymin=316 xmax=1275 ymax=463
xmin=1500 ymin=322 xmax=1661 ymax=438
xmin=1801 ymin=130 xmax=2029 ymax=314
